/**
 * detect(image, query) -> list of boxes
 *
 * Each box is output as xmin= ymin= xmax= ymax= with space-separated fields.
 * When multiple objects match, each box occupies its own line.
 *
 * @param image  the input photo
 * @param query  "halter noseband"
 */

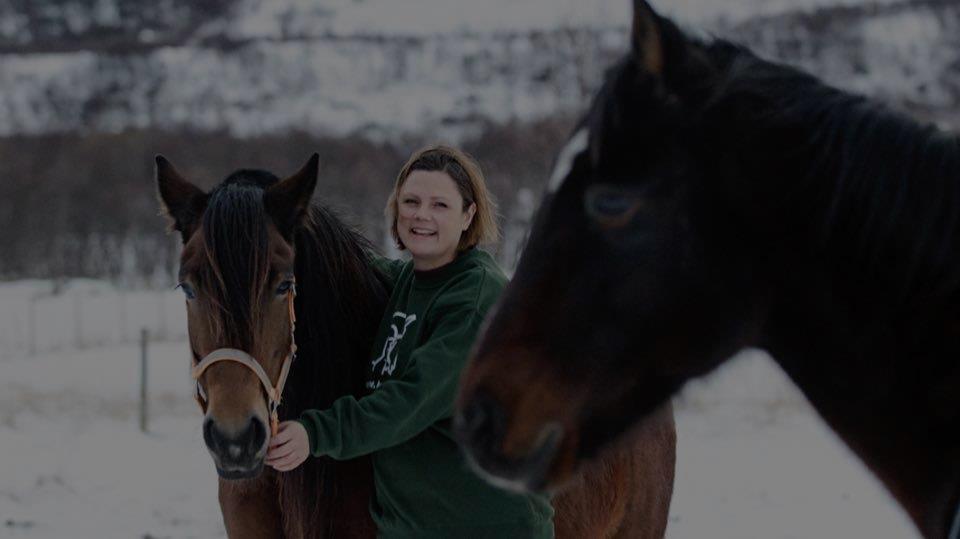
xmin=191 ymin=282 xmax=298 ymax=437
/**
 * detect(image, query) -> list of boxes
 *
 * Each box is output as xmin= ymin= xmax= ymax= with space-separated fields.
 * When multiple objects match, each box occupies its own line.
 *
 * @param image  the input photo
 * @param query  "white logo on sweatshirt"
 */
xmin=370 ymin=311 xmax=418 ymax=378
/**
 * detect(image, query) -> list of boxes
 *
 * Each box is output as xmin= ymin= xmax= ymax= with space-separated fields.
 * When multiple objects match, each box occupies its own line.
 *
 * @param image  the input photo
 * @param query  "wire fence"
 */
xmin=0 ymin=283 xmax=186 ymax=360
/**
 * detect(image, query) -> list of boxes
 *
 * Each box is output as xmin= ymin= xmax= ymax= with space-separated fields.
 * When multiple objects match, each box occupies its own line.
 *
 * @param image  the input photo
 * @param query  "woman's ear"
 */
xmin=462 ymin=202 xmax=477 ymax=231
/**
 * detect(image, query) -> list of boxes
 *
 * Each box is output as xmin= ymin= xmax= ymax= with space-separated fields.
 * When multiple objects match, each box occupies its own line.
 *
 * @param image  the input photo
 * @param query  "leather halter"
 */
xmin=192 ymin=282 xmax=297 ymax=437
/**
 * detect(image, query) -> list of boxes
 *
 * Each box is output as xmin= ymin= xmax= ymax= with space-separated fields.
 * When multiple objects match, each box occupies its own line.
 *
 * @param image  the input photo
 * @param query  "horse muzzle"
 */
xmin=455 ymin=390 xmax=565 ymax=493
xmin=203 ymin=416 xmax=269 ymax=479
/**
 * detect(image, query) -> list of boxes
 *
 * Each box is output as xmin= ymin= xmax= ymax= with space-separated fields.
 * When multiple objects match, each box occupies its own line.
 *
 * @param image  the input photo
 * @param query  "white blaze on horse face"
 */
xmin=547 ymin=128 xmax=590 ymax=193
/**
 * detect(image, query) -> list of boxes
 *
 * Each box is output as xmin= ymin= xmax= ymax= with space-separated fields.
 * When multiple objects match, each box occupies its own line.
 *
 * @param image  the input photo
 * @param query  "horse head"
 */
xmin=456 ymin=0 xmax=766 ymax=492
xmin=157 ymin=154 xmax=319 ymax=479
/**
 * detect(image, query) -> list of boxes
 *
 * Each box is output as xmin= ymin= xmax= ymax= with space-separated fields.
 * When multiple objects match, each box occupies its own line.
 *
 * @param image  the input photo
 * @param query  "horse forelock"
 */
xmin=201 ymin=176 xmax=275 ymax=350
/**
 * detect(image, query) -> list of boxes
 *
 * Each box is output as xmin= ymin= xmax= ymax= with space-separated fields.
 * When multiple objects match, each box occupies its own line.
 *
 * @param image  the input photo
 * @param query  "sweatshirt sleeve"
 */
xmin=297 ymin=299 xmax=487 ymax=460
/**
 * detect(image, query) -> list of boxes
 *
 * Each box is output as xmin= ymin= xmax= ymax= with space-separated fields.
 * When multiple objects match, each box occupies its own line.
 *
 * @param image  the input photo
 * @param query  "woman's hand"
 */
xmin=266 ymin=420 xmax=310 ymax=472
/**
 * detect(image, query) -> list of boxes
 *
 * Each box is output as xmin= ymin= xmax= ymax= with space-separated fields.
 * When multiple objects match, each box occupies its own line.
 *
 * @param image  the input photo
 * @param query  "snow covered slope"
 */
xmin=0 ymin=0 xmax=955 ymax=140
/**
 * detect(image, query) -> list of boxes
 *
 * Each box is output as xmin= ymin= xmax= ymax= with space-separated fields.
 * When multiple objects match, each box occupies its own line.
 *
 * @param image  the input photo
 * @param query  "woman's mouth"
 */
xmin=411 ymin=228 xmax=436 ymax=237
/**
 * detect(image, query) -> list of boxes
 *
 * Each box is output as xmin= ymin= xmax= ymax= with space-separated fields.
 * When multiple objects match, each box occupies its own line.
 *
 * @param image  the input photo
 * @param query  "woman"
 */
xmin=265 ymin=145 xmax=555 ymax=538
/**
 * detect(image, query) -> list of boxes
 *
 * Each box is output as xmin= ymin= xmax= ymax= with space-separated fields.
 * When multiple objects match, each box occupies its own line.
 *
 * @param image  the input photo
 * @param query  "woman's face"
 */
xmin=397 ymin=170 xmax=476 ymax=270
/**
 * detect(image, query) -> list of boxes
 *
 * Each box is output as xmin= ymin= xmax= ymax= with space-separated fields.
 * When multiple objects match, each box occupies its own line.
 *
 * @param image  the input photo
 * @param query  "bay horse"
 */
xmin=456 ymin=1 xmax=960 ymax=538
xmin=156 ymin=154 xmax=676 ymax=537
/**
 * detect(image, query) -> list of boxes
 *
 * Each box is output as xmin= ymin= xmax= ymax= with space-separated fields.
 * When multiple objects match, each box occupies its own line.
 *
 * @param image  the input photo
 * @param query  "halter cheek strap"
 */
xmin=191 ymin=284 xmax=298 ymax=437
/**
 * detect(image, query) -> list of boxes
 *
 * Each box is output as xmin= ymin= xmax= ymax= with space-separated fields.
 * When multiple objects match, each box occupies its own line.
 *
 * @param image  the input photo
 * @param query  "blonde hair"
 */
xmin=386 ymin=145 xmax=499 ymax=251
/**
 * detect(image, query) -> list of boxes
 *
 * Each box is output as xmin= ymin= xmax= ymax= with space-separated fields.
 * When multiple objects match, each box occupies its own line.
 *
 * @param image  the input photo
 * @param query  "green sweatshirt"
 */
xmin=298 ymin=248 xmax=554 ymax=538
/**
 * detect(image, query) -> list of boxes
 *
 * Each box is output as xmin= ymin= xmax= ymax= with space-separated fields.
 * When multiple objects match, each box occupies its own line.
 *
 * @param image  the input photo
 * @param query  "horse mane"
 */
xmin=699 ymin=42 xmax=960 ymax=310
xmin=587 ymin=32 xmax=960 ymax=313
xmin=202 ymin=169 xmax=390 ymax=538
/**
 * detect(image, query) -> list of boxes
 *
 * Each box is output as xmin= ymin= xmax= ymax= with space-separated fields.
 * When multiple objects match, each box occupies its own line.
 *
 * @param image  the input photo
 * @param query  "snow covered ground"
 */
xmin=0 ymin=341 xmax=223 ymax=538
xmin=667 ymin=352 xmax=918 ymax=538
xmin=0 ymin=340 xmax=919 ymax=538
xmin=0 ymin=280 xmax=184 ymax=360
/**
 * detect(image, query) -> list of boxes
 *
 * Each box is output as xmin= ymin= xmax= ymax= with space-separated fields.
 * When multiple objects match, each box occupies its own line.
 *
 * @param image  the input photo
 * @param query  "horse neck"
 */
xmin=742 ymin=93 xmax=960 ymax=537
xmin=273 ymin=207 xmax=387 ymax=539
xmin=760 ymin=300 xmax=960 ymax=537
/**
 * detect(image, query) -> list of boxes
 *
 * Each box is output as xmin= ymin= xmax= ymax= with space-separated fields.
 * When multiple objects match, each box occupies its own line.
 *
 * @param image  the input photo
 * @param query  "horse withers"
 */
xmin=456 ymin=1 xmax=960 ymax=538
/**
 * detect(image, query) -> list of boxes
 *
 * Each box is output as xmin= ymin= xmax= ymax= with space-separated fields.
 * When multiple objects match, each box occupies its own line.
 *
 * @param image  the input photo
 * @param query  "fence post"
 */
xmin=28 ymin=296 xmax=37 ymax=357
xmin=119 ymin=291 xmax=127 ymax=344
xmin=73 ymin=293 xmax=83 ymax=349
xmin=140 ymin=327 xmax=149 ymax=433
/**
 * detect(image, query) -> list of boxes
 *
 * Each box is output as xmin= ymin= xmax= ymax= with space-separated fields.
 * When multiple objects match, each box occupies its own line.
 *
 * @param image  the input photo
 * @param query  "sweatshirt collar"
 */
xmin=413 ymin=248 xmax=480 ymax=288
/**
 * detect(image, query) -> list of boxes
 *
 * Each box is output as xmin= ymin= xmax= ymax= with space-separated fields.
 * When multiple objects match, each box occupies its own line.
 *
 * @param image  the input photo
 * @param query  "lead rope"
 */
xmin=192 ymin=281 xmax=298 ymax=438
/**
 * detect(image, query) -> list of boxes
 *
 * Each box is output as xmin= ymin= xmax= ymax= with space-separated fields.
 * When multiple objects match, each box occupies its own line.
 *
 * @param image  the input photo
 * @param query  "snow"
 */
xmin=667 ymin=351 xmax=918 ymax=538
xmin=221 ymin=0 xmax=909 ymax=38
xmin=0 ymin=280 xmax=186 ymax=360
xmin=1 ymin=0 xmax=953 ymax=140
xmin=0 ymin=341 xmax=223 ymax=538
xmin=0 ymin=332 xmax=919 ymax=537
xmin=852 ymin=10 xmax=956 ymax=107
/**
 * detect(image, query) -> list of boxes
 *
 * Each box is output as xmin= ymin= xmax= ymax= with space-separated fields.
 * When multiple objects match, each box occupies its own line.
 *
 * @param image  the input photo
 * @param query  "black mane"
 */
xmin=703 ymin=43 xmax=960 ymax=308
xmin=591 ymin=36 xmax=960 ymax=312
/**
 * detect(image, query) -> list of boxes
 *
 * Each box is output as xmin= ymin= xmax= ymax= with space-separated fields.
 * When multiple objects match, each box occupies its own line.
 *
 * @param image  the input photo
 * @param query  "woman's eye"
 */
xmin=276 ymin=280 xmax=294 ymax=296
xmin=403 ymin=199 xmax=417 ymax=205
xmin=177 ymin=282 xmax=197 ymax=300
xmin=434 ymin=202 xmax=448 ymax=208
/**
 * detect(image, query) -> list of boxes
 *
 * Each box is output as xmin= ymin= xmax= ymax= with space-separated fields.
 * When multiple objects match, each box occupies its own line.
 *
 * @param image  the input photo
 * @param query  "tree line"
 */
xmin=0 ymin=116 xmax=575 ymax=284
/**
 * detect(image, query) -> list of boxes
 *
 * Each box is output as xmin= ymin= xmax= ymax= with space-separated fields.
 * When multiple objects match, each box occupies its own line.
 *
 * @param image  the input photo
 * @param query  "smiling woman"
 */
xmin=264 ymin=146 xmax=560 ymax=538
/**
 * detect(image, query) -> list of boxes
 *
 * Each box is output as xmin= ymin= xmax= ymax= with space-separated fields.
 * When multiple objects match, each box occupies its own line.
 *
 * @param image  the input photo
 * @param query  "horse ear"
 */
xmin=631 ymin=0 xmax=665 ymax=76
xmin=156 ymin=155 xmax=208 ymax=243
xmin=264 ymin=153 xmax=319 ymax=239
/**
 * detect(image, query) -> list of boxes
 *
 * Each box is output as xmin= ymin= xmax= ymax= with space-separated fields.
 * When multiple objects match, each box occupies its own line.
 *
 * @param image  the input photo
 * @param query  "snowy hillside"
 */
xmin=0 ymin=0 xmax=955 ymax=140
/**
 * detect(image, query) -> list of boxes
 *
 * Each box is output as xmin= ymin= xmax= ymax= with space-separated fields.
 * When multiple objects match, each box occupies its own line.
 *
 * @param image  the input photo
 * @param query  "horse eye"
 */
xmin=584 ymin=185 xmax=644 ymax=228
xmin=276 ymin=280 xmax=294 ymax=296
xmin=177 ymin=282 xmax=197 ymax=300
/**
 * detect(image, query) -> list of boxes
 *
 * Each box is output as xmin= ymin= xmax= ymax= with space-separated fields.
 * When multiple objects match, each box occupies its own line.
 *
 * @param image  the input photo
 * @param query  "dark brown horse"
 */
xmin=157 ymin=154 xmax=676 ymax=537
xmin=456 ymin=1 xmax=960 ymax=538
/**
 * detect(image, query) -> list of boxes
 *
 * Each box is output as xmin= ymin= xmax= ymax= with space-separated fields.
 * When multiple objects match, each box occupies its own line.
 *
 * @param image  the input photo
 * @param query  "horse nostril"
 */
xmin=203 ymin=417 xmax=219 ymax=452
xmin=247 ymin=416 xmax=267 ymax=454
xmin=460 ymin=390 xmax=506 ymax=450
